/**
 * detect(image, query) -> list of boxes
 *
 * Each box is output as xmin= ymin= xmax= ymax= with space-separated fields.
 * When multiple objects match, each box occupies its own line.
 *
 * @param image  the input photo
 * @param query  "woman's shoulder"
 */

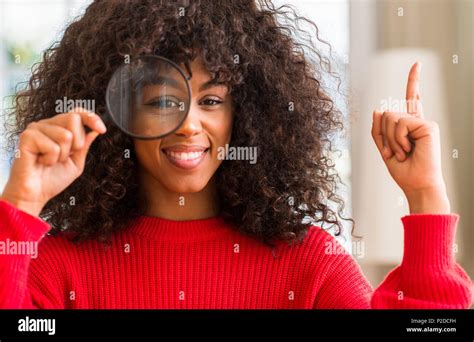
xmin=34 ymin=230 xmax=114 ymax=266
xmin=244 ymin=225 xmax=358 ymax=294
xmin=279 ymin=225 xmax=347 ymax=253
xmin=273 ymin=225 xmax=355 ymax=270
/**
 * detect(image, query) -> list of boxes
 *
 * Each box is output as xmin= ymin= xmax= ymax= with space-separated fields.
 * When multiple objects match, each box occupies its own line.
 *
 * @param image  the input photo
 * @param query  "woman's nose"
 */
xmin=174 ymin=103 xmax=202 ymax=138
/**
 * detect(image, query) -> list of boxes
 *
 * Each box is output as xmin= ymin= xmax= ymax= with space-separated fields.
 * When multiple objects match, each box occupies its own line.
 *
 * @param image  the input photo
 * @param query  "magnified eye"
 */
xmin=146 ymin=96 xmax=180 ymax=108
xmin=107 ymin=55 xmax=191 ymax=139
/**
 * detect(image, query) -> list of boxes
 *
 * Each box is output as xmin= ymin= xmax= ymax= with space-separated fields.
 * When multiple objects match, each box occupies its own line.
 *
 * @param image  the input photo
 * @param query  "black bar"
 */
xmin=0 ymin=310 xmax=472 ymax=341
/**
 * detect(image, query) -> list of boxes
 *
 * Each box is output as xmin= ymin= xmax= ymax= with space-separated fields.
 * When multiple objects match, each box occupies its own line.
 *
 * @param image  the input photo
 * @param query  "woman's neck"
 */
xmin=138 ymin=171 xmax=220 ymax=221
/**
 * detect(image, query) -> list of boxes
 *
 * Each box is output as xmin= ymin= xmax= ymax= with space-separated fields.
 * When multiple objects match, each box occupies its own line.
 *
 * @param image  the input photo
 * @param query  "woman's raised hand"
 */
xmin=0 ymin=108 xmax=107 ymax=217
xmin=371 ymin=62 xmax=450 ymax=214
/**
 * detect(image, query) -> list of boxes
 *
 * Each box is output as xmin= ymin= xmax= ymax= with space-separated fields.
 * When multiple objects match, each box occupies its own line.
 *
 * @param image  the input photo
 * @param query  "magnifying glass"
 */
xmin=106 ymin=55 xmax=191 ymax=139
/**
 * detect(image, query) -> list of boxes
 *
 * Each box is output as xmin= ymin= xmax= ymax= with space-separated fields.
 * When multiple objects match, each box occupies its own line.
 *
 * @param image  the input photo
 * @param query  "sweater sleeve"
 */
xmin=0 ymin=199 xmax=64 ymax=308
xmin=313 ymin=214 xmax=473 ymax=309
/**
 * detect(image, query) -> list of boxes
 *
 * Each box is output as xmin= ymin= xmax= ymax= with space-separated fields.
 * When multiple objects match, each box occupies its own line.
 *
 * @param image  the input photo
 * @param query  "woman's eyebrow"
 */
xmin=143 ymin=75 xmax=181 ymax=89
xmin=199 ymin=79 xmax=228 ymax=92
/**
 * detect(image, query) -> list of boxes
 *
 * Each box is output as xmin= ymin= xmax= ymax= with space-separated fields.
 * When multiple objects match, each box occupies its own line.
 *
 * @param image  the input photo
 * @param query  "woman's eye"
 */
xmin=201 ymin=98 xmax=223 ymax=106
xmin=147 ymin=98 xmax=178 ymax=108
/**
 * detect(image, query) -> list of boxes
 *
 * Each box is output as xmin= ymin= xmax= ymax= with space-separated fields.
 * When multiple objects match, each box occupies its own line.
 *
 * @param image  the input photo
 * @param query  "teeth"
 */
xmin=166 ymin=150 xmax=204 ymax=160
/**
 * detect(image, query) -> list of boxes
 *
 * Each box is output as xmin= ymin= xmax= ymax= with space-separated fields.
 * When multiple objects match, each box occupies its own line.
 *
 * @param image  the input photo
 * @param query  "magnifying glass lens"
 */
xmin=106 ymin=56 xmax=190 ymax=139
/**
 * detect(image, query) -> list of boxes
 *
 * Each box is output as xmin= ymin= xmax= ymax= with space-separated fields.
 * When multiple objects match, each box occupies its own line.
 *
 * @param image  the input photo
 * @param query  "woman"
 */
xmin=0 ymin=0 xmax=471 ymax=309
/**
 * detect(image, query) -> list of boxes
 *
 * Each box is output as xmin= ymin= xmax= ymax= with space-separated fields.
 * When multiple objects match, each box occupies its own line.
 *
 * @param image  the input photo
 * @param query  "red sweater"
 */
xmin=0 ymin=199 xmax=471 ymax=309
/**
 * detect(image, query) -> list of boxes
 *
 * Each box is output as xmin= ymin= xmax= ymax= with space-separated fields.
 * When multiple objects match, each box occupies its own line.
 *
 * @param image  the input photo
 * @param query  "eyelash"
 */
xmin=200 ymin=97 xmax=223 ymax=106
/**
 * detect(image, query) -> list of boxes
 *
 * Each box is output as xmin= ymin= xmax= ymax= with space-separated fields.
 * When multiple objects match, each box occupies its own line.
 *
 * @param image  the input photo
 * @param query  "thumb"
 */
xmin=70 ymin=130 xmax=100 ymax=170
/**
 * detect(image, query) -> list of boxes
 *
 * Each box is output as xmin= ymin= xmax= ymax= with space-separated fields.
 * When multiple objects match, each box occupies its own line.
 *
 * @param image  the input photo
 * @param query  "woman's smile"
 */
xmin=161 ymin=145 xmax=211 ymax=170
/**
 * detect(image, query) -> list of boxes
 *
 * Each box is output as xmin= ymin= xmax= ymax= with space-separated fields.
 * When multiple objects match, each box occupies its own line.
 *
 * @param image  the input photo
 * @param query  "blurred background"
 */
xmin=0 ymin=0 xmax=472 ymax=297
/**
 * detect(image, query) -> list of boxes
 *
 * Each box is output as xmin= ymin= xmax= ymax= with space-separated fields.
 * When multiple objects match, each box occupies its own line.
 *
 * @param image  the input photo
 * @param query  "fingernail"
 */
xmin=96 ymin=120 xmax=107 ymax=133
xmin=416 ymin=62 xmax=422 ymax=73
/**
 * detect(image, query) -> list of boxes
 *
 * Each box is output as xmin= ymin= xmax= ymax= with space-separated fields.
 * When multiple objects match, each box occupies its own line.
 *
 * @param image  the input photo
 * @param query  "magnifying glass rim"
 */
xmin=105 ymin=54 xmax=192 ymax=140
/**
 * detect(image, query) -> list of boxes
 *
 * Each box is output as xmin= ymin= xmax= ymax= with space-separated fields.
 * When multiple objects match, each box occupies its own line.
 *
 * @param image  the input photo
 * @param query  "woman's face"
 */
xmin=133 ymin=57 xmax=233 ymax=194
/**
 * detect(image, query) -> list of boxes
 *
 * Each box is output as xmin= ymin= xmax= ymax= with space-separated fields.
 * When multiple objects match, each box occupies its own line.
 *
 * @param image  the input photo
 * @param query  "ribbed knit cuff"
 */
xmin=401 ymin=213 xmax=459 ymax=269
xmin=0 ymin=199 xmax=51 ymax=242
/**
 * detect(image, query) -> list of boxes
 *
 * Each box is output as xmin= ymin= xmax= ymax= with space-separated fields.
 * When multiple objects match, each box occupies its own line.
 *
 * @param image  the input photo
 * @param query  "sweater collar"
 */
xmin=128 ymin=215 xmax=232 ymax=242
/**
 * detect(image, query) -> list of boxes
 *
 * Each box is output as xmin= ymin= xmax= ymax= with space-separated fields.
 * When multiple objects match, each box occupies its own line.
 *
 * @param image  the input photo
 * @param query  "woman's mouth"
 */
xmin=161 ymin=146 xmax=210 ymax=170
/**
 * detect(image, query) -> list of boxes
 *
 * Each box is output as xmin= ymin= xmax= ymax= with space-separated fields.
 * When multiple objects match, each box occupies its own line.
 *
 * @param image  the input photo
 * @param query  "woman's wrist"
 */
xmin=405 ymin=185 xmax=451 ymax=214
xmin=0 ymin=192 xmax=44 ymax=218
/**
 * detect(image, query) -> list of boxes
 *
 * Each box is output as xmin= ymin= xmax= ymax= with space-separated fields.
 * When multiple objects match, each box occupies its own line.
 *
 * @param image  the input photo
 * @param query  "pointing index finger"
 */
xmin=406 ymin=62 xmax=423 ymax=117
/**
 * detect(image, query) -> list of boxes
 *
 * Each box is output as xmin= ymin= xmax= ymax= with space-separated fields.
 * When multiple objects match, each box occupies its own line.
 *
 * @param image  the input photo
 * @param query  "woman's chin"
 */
xmin=161 ymin=179 xmax=210 ymax=195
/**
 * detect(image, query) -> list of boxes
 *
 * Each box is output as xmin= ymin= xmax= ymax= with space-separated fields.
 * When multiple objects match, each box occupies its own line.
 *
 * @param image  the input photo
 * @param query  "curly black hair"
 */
xmin=5 ymin=0 xmax=353 ymax=244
